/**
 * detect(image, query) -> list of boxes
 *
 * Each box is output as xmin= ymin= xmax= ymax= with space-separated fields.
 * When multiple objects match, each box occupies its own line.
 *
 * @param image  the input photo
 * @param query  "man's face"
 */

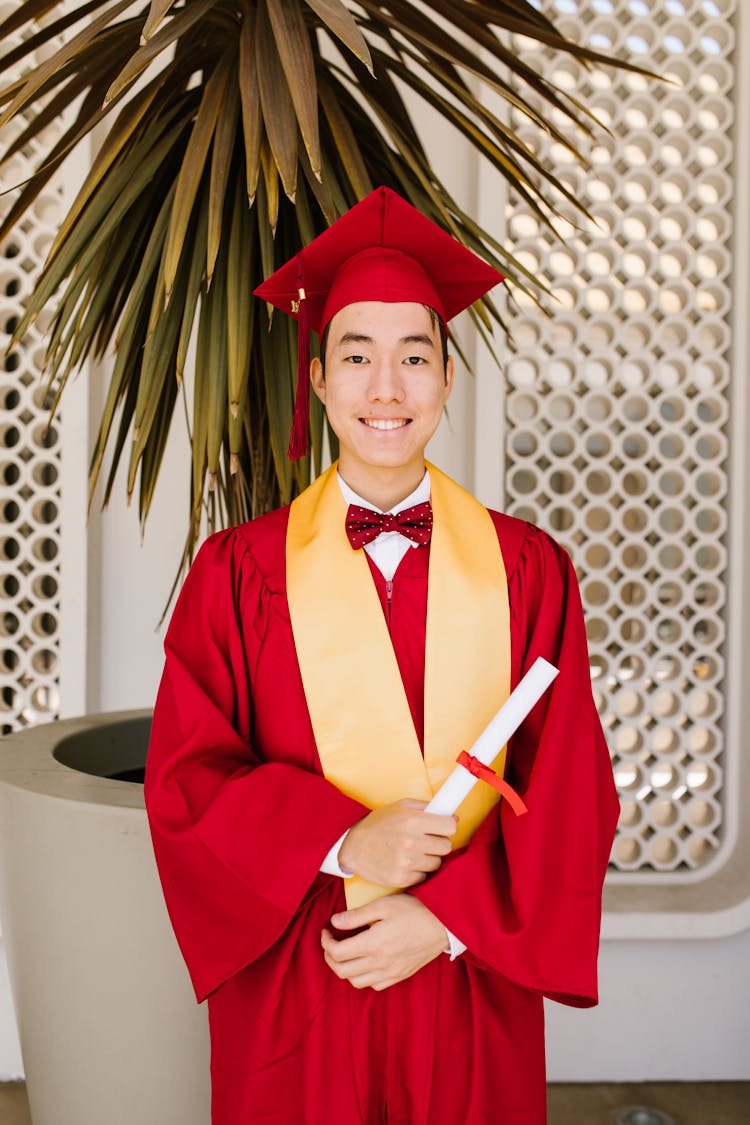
xmin=310 ymin=301 xmax=454 ymax=489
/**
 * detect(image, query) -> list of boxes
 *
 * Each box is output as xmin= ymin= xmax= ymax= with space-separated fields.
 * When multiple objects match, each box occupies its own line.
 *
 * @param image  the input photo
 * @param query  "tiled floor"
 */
xmin=0 ymin=1085 xmax=30 ymax=1125
xmin=0 ymin=1081 xmax=748 ymax=1123
xmin=548 ymin=1082 xmax=750 ymax=1124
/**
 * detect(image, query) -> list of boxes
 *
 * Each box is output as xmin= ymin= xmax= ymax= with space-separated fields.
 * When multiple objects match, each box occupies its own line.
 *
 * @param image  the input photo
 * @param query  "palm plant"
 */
xmin=0 ymin=0 xmax=638 ymax=573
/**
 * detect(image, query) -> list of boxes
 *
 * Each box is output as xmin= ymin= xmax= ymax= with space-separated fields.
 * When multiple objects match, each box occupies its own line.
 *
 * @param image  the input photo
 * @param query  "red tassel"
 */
xmin=287 ymin=273 xmax=311 ymax=459
xmin=456 ymin=750 xmax=528 ymax=816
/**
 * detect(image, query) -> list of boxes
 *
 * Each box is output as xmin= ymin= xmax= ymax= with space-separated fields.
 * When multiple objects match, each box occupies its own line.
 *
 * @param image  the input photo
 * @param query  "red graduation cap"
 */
xmin=253 ymin=185 xmax=503 ymax=459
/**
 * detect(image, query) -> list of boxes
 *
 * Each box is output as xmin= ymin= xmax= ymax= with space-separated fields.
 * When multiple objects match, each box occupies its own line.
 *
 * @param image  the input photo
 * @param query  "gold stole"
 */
xmin=286 ymin=462 xmax=511 ymax=907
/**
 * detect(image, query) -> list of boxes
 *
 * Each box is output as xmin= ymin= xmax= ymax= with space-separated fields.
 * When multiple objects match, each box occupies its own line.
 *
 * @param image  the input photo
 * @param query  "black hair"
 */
xmin=319 ymin=304 xmax=449 ymax=376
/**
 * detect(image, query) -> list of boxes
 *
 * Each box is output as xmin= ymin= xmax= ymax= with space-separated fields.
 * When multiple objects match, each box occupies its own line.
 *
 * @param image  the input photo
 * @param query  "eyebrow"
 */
xmin=335 ymin=332 xmax=436 ymax=349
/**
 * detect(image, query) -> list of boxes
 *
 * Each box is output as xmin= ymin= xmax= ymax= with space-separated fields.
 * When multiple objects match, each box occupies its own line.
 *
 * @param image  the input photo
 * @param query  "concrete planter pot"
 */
xmin=0 ymin=712 xmax=209 ymax=1125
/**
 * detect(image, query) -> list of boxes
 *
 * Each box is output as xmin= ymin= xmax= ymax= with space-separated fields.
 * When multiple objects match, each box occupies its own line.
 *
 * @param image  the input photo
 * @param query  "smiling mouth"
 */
xmin=361 ymin=418 xmax=410 ymax=431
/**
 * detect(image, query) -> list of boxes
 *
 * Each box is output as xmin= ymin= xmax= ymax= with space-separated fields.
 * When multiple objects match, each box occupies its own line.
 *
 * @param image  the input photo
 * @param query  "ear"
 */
xmin=310 ymin=356 xmax=325 ymax=404
xmin=444 ymin=354 xmax=455 ymax=400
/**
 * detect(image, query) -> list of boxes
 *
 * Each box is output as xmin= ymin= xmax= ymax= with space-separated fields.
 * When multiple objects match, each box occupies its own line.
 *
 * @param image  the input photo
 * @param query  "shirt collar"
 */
xmin=337 ymin=469 xmax=431 ymax=514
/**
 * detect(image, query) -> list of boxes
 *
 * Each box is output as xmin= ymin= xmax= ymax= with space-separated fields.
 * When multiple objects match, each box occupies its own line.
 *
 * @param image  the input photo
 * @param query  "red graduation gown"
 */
xmin=145 ymin=506 xmax=619 ymax=1125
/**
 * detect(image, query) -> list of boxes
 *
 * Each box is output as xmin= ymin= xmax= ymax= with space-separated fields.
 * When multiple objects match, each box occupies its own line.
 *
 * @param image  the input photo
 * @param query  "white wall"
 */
xmin=0 ymin=948 xmax=22 ymax=1078
xmin=89 ymin=389 xmax=192 ymax=715
xmin=548 ymin=934 xmax=750 ymax=1081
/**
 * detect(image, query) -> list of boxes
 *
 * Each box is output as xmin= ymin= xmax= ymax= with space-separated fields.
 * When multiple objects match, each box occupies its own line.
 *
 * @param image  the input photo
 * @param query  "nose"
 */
xmin=367 ymin=357 xmax=405 ymax=402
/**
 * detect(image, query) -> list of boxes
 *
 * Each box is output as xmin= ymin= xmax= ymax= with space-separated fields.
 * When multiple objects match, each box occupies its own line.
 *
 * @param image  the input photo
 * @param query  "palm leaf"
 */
xmin=162 ymin=55 xmax=232 ymax=297
xmin=0 ymin=0 xmax=121 ymax=78
xmin=0 ymin=83 xmax=108 ymax=243
xmin=238 ymin=9 xmax=262 ymax=203
xmin=260 ymin=141 xmax=281 ymax=234
xmin=267 ymin=0 xmax=321 ymax=177
xmin=138 ymin=357 xmax=179 ymax=526
xmin=191 ymin=293 xmax=212 ymax=518
xmin=205 ymin=244 xmax=229 ymax=484
xmin=0 ymin=0 xmax=67 ymax=41
xmin=0 ymin=0 xmax=133 ymax=127
xmin=141 ymin=0 xmax=180 ymax=41
xmin=255 ymin=0 xmax=298 ymax=199
xmin=0 ymin=27 xmax=160 ymax=236
xmin=254 ymin=169 xmax=277 ymax=301
xmin=0 ymin=61 xmax=116 ymax=165
xmin=226 ymin=173 xmax=253 ymax=433
xmin=104 ymin=0 xmax=219 ymax=103
xmin=317 ymin=74 xmax=372 ymax=200
xmin=11 ymin=112 xmax=191 ymax=347
xmin=298 ymin=138 xmax=343 ymax=224
xmin=45 ymin=79 xmax=166 ymax=264
xmin=99 ymin=335 xmax=145 ymax=509
xmin=176 ymin=190 xmax=210 ymax=384
xmin=303 ymin=0 xmax=373 ymax=73
xmin=258 ymin=304 xmax=294 ymax=502
xmin=207 ymin=69 xmax=240 ymax=284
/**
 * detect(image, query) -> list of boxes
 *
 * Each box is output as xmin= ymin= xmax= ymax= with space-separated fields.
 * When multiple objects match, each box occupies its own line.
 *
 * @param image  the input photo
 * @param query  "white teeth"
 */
xmin=362 ymin=418 xmax=408 ymax=430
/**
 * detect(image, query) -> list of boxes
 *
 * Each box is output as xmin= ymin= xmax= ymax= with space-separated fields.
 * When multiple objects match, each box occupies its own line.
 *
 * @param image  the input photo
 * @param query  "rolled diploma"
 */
xmin=424 ymin=657 xmax=559 ymax=817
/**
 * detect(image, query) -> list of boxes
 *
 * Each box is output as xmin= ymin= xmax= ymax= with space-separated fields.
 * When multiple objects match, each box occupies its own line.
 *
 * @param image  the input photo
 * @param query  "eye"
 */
xmin=404 ymin=355 xmax=427 ymax=366
xmin=344 ymin=353 xmax=368 ymax=365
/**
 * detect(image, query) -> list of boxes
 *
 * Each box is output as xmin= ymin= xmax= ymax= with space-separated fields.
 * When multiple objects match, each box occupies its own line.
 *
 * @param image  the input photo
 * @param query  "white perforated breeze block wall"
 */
xmin=1 ymin=15 xmax=66 ymax=734
xmin=504 ymin=0 xmax=733 ymax=875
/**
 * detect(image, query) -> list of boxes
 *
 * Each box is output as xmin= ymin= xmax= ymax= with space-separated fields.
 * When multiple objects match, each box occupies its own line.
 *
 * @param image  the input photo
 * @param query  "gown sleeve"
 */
xmin=144 ymin=529 xmax=368 ymax=1003
xmin=409 ymin=525 xmax=620 ymax=1007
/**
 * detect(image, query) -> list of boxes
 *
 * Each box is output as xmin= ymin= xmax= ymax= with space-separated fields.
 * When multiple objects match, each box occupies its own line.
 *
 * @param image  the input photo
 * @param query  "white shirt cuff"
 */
xmin=320 ymin=831 xmax=354 ymax=877
xmin=444 ymin=929 xmax=467 ymax=959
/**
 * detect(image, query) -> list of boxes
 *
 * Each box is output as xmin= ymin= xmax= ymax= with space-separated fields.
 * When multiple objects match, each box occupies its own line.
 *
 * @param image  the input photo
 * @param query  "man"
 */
xmin=145 ymin=186 xmax=619 ymax=1124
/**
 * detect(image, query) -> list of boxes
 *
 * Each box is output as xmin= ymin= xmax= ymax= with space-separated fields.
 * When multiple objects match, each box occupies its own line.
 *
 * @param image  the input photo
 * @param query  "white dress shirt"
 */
xmin=319 ymin=470 xmax=467 ymax=960
xmin=338 ymin=471 xmax=431 ymax=580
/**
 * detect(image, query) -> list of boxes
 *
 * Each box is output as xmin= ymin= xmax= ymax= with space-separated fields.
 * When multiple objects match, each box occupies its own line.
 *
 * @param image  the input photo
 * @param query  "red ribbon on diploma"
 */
xmin=456 ymin=751 xmax=528 ymax=817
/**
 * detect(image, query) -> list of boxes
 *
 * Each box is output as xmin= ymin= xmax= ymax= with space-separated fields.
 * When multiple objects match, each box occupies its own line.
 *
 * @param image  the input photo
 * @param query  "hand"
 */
xmin=321 ymin=894 xmax=449 ymax=990
xmin=338 ymin=799 xmax=457 ymax=888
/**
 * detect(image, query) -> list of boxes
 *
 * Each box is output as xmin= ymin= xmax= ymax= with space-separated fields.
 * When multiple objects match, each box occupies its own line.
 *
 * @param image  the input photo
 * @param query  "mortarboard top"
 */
xmin=253 ymin=185 xmax=504 ymax=458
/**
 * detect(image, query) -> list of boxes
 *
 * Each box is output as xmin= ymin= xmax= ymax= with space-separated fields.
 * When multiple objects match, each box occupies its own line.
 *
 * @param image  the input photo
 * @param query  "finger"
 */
xmin=322 ymin=927 xmax=362 ymax=962
xmin=326 ymin=916 xmax=383 ymax=958
xmin=325 ymin=931 xmax=373 ymax=963
xmin=322 ymin=934 xmax=366 ymax=969
xmin=422 ymin=834 xmax=453 ymax=857
xmin=398 ymin=869 xmax=427 ymax=887
xmin=399 ymin=798 xmax=427 ymax=810
xmin=419 ymin=812 xmax=458 ymax=837
xmin=415 ymin=855 xmax=442 ymax=875
xmin=324 ymin=951 xmax=354 ymax=979
xmin=325 ymin=951 xmax=373 ymax=981
xmin=320 ymin=927 xmax=339 ymax=953
xmin=331 ymin=901 xmax=384 ymax=930
xmin=348 ymin=971 xmax=396 ymax=992
xmin=371 ymin=977 xmax=398 ymax=992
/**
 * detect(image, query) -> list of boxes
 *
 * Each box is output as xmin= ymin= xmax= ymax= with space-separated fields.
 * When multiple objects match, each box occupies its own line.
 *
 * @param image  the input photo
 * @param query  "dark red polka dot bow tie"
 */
xmin=345 ymin=501 xmax=433 ymax=549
